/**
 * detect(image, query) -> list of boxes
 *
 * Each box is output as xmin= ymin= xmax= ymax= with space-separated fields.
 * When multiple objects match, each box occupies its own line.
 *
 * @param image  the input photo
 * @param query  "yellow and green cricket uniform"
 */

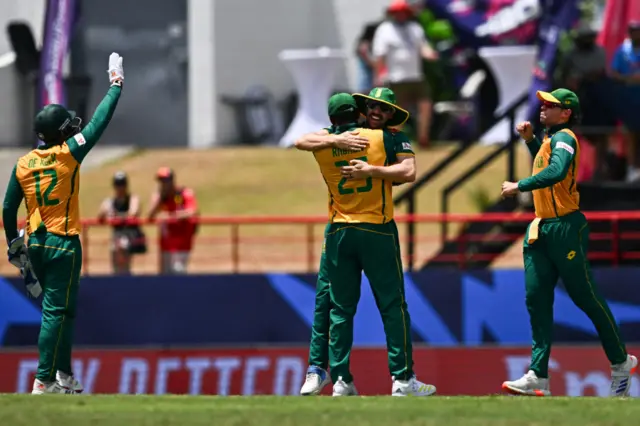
xmin=307 ymin=129 xmax=413 ymax=372
xmin=519 ymin=121 xmax=627 ymax=378
xmin=313 ymin=123 xmax=415 ymax=383
xmin=307 ymin=222 xmax=331 ymax=370
xmin=2 ymin=85 xmax=122 ymax=382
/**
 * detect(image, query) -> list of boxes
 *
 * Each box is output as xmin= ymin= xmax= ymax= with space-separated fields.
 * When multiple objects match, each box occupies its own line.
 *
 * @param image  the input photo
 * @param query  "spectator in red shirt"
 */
xmin=148 ymin=167 xmax=198 ymax=274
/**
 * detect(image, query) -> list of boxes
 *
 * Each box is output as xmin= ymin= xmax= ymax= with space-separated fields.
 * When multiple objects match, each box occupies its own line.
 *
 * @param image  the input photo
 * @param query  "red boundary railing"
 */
xmin=3 ymin=211 xmax=640 ymax=273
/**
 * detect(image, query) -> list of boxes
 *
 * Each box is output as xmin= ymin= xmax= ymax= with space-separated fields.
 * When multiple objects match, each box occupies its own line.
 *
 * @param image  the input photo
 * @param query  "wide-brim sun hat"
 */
xmin=352 ymin=87 xmax=410 ymax=127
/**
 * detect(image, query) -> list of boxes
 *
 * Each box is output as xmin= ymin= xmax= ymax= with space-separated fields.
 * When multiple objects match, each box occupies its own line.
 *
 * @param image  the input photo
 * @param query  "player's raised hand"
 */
xmin=107 ymin=52 xmax=124 ymax=86
xmin=336 ymin=130 xmax=369 ymax=152
xmin=516 ymin=121 xmax=533 ymax=142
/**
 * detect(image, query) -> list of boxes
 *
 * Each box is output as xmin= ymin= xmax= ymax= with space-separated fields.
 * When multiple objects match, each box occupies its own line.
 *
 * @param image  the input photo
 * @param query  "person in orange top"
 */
xmin=500 ymin=88 xmax=636 ymax=397
xmin=2 ymin=52 xmax=124 ymax=394
xmin=148 ymin=167 xmax=198 ymax=274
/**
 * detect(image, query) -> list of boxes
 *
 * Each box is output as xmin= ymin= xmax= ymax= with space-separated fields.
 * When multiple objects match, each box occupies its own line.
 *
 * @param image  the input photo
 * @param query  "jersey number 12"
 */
xmin=33 ymin=170 xmax=60 ymax=206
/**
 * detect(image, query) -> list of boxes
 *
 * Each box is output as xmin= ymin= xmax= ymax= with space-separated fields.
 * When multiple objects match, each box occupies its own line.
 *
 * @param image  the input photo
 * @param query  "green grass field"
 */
xmin=1 ymin=395 xmax=638 ymax=426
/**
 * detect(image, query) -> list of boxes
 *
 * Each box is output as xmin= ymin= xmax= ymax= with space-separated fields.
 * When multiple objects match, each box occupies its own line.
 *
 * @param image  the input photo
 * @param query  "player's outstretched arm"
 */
xmin=68 ymin=52 xmax=124 ymax=164
xmin=2 ymin=165 xmax=24 ymax=243
xmin=294 ymin=130 xmax=332 ymax=151
xmin=294 ymin=130 xmax=369 ymax=152
xmin=369 ymin=156 xmax=416 ymax=183
xmin=342 ymin=156 xmax=416 ymax=183
xmin=517 ymin=132 xmax=576 ymax=192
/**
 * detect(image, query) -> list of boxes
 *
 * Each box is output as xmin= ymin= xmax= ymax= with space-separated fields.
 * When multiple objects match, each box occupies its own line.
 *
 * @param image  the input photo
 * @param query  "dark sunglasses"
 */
xmin=542 ymin=101 xmax=563 ymax=109
xmin=366 ymin=100 xmax=395 ymax=114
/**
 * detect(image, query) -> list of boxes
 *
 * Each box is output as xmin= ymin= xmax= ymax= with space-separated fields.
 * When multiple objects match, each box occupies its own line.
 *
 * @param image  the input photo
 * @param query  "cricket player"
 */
xmin=296 ymin=87 xmax=415 ymax=396
xmin=2 ymin=52 xmax=124 ymax=394
xmin=500 ymin=88 xmax=637 ymax=397
xmin=297 ymin=92 xmax=435 ymax=396
xmin=295 ymin=120 xmax=369 ymax=396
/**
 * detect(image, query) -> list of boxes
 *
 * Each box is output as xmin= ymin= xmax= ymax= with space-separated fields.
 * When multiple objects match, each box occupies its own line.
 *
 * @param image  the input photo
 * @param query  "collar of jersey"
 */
xmin=37 ymin=142 xmax=62 ymax=150
xmin=545 ymin=122 xmax=571 ymax=137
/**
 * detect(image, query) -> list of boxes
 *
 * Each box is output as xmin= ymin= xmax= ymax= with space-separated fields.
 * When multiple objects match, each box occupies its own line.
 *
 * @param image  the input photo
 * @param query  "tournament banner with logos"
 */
xmin=425 ymin=0 xmax=580 ymax=125
xmin=425 ymin=0 xmax=541 ymax=47
xmin=37 ymin=0 xmax=77 ymax=144
xmin=1 ymin=346 xmax=638 ymax=396
xmin=526 ymin=0 xmax=581 ymax=121
xmin=3 ymin=269 xmax=640 ymax=348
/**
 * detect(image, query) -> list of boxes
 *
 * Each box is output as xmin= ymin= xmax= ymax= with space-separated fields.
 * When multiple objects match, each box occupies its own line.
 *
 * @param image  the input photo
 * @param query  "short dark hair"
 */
xmin=566 ymin=109 xmax=581 ymax=127
xmin=330 ymin=110 xmax=360 ymax=126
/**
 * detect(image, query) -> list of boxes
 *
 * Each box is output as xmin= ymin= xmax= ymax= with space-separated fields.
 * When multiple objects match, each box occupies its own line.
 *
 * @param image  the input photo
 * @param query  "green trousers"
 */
xmin=524 ymin=211 xmax=627 ymax=378
xmin=307 ymin=225 xmax=331 ymax=370
xmin=27 ymin=232 xmax=82 ymax=382
xmin=325 ymin=221 xmax=413 ymax=383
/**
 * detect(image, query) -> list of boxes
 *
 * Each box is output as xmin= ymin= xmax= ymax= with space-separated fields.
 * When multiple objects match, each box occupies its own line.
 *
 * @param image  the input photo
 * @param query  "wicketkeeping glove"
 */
xmin=21 ymin=260 xmax=42 ymax=299
xmin=8 ymin=229 xmax=27 ymax=269
xmin=108 ymin=52 xmax=124 ymax=86
xmin=7 ymin=229 xmax=42 ymax=299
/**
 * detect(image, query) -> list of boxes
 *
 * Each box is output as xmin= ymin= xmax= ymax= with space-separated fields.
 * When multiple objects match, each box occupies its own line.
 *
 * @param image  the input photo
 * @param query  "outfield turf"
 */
xmin=1 ymin=395 xmax=639 ymax=426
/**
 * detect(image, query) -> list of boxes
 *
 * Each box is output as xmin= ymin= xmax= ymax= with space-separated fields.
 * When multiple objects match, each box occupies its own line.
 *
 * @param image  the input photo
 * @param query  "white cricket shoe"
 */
xmin=57 ymin=371 xmax=84 ymax=393
xmin=332 ymin=376 xmax=358 ymax=396
xmin=32 ymin=378 xmax=76 ymax=395
xmin=300 ymin=366 xmax=331 ymax=396
xmin=392 ymin=376 xmax=436 ymax=396
xmin=502 ymin=370 xmax=550 ymax=396
xmin=610 ymin=354 xmax=638 ymax=397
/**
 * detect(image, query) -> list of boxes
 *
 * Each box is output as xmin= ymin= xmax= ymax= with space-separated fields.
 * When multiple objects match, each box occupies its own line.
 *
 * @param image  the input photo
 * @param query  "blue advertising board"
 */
xmin=3 ymin=269 xmax=640 ymax=347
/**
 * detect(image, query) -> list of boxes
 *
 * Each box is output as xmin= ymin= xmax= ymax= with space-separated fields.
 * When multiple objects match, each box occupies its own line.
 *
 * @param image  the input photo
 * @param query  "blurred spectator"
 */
xmin=560 ymin=24 xmax=617 ymax=180
xmin=611 ymin=21 xmax=640 ymax=181
xmin=356 ymin=18 xmax=384 ymax=93
xmin=97 ymin=171 xmax=145 ymax=275
xmin=148 ymin=167 xmax=199 ymax=275
xmin=373 ymin=0 xmax=438 ymax=148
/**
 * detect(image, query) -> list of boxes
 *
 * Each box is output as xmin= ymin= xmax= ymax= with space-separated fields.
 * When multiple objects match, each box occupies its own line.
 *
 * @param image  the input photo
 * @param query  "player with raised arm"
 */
xmin=298 ymin=93 xmax=435 ymax=397
xmin=500 ymin=89 xmax=637 ymax=397
xmin=2 ymin=52 xmax=124 ymax=394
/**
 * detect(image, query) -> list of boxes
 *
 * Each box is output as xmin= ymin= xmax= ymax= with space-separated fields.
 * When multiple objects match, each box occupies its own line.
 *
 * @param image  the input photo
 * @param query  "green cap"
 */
xmin=352 ymin=87 xmax=410 ymax=127
xmin=34 ymin=104 xmax=76 ymax=141
xmin=536 ymin=88 xmax=581 ymax=117
xmin=327 ymin=93 xmax=358 ymax=117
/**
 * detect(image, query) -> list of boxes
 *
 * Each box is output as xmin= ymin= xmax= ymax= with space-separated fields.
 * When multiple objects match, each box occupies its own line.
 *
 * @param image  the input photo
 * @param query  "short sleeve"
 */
xmin=411 ymin=22 xmax=427 ymax=42
xmin=372 ymin=22 xmax=390 ymax=58
xmin=394 ymin=131 xmax=415 ymax=157
xmin=383 ymin=130 xmax=414 ymax=164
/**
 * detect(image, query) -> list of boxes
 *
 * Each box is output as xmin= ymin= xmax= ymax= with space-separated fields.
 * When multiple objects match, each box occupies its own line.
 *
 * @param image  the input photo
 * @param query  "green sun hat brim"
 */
xmin=352 ymin=87 xmax=410 ymax=127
